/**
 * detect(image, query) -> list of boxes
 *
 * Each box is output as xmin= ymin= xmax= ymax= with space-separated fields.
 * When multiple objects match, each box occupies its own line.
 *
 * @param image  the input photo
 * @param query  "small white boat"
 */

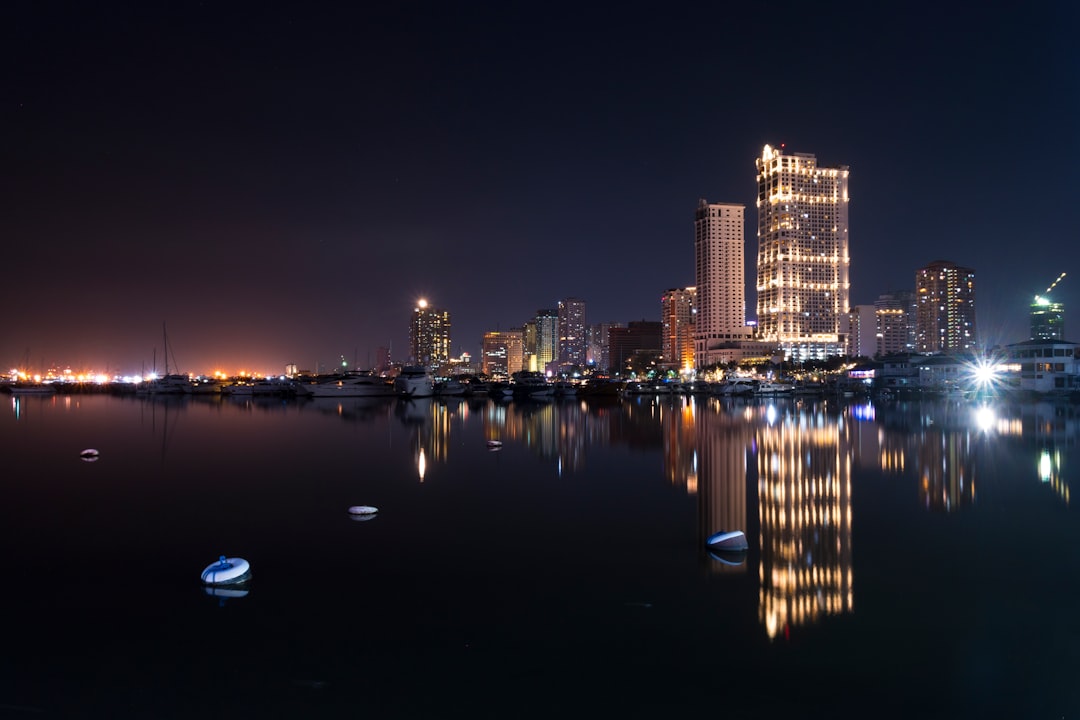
xmin=201 ymin=556 xmax=251 ymax=586
xmin=347 ymin=505 xmax=379 ymax=516
xmin=486 ymin=440 xmax=503 ymax=448
xmin=705 ymin=530 xmax=748 ymax=551
xmin=79 ymin=448 xmax=100 ymax=462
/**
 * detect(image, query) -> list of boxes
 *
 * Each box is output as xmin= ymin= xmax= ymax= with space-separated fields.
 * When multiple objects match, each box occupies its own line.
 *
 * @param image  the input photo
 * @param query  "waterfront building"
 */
xmin=410 ymin=299 xmax=451 ymax=370
xmin=557 ymin=298 xmax=587 ymax=367
xmin=661 ymin=287 xmax=697 ymax=374
xmin=875 ymin=290 xmax=917 ymax=357
xmin=694 ymin=200 xmax=752 ymax=368
xmin=754 ymin=144 xmax=850 ymax=362
xmin=915 ymin=260 xmax=977 ymax=353
xmin=1004 ymin=339 xmax=1079 ymax=394
xmin=608 ymin=321 xmax=662 ymax=374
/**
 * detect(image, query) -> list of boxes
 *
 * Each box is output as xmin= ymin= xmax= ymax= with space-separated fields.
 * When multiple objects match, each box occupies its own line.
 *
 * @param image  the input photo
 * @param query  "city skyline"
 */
xmin=5 ymin=4 xmax=1077 ymax=374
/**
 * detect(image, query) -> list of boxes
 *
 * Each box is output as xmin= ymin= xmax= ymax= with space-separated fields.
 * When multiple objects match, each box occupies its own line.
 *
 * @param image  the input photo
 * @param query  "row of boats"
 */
xmin=4 ymin=372 xmax=821 ymax=400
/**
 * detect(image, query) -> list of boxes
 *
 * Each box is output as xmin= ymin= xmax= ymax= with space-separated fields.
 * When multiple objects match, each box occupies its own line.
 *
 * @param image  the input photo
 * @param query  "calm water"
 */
xmin=1 ymin=390 xmax=1077 ymax=719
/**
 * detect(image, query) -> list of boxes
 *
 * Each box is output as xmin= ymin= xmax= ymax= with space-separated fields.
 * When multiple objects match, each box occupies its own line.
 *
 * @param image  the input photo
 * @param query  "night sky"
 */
xmin=5 ymin=3 xmax=1078 ymax=375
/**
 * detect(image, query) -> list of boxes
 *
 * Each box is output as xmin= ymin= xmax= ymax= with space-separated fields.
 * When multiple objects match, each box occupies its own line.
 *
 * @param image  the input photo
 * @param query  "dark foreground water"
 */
xmin=1 ymin=390 xmax=1078 ymax=719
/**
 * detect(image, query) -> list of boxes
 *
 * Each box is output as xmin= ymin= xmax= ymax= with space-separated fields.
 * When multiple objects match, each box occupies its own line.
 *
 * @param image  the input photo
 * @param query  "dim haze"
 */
xmin=4 ymin=3 xmax=1078 ymax=376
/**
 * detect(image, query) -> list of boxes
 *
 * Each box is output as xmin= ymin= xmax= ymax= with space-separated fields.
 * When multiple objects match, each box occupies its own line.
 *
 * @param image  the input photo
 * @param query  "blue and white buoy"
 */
xmin=201 ymin=555 xmax=251 ymax=586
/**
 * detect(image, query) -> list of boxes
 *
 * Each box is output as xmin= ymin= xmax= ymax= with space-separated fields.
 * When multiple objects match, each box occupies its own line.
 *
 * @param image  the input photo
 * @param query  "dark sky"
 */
xmin=4 ymin=3 xmax=1078 ymax=375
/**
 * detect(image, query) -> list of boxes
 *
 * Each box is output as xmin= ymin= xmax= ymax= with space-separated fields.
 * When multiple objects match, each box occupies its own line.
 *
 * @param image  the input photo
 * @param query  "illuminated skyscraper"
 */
xmin=755 ymin=144 xmax=850 ymax=361
xmin=661 ymin=287 xmax=697 ymax=372
xmin=557 ymin=297 xmax=587 ymax=367
xmin=915 ymin=260 xmax=977 ymax=353
xmin=694 ymin=200 xmax=749 ymax=367
xmin=409 ymin=299 xmax=451 ymax=369
xmin=535 ymin=309 xmax=559 ymax=373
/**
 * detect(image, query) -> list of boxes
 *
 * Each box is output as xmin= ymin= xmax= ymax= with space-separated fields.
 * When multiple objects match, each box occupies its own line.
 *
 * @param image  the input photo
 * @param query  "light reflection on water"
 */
xmin=2 ymin=391 xmax=1078 ymax=717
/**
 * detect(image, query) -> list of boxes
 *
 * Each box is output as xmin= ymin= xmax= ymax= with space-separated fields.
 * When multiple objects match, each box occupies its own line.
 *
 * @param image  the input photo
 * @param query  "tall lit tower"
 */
xmin=694 ymin=200 xmax=748 ymax=368
xmin=534 ymin=308 xmax=558 ymax=373
xmin=557 ymin=297 xmax=587 ymax=366
xmin=755 ymin=144 xmax=850 ymax=361
xmin=915 ymin=260 xmax=977 ymax=353
xmin=1031 ymin=272 xmax=1066 ymax=341
xmin=409 ymin=299 xmax=451 ymax=369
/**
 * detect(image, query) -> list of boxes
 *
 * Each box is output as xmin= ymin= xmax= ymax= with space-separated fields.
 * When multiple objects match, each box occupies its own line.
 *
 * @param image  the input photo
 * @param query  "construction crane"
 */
xmin=1034 ymin=272 xmax=1066 ymax=304
xmin=1044 ymin=272 xmax=1066 ymax=295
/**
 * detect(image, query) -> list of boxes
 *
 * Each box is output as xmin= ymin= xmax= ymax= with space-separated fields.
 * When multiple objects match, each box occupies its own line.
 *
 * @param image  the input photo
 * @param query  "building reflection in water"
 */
xmin=390 ymin=391 xmax=1075 ymax=638
xmin=754 ymin=400 xmax=854 ymax=640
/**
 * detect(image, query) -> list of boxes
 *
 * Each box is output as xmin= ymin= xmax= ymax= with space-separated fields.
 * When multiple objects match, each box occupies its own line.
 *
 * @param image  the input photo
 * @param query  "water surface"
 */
xmin=1 ymin=391 xmax=1076 ymax=718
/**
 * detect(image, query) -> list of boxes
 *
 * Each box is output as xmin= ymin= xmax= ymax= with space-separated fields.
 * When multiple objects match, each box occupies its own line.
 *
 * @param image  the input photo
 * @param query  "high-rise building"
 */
xmin=915 ymin=260 xmax=977 ymax=353
xmin=608 ymin=321 xmax=662 ymax=374
xmin=874 ymin=290 xmax=917 ymax=357
xmin=1031 ymin=273 xmax=1066 ymax=341
xmin=755 ymin=144 xmax=850 ymax=361
xmin=694 ymin=200 xmax=750 ymax=367
xmin=409 ymin=299 xmax=451 ymax=369
xmin=588 ymin=321 xmax=623 ymax=371
xmin=661 ymin=287 xmax=697 ymax=372
xmin=844 ymin=305 xmax=877 ymax=359
xmin=557 ymin=298 xmax=587 ymax=367
xmin=481 ymin=329 xmax=524 ymax=378
xmin=534 ymin=308 xmax=559 ymax=373
xmin=1031 ymin=297 xmax=1065 ymax=341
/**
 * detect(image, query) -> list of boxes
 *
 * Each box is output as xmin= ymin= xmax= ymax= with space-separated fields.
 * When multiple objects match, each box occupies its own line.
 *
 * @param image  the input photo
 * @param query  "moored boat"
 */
xmin=297 ymin=372 xmax=395 ymax=398
xmin=394 ymin=366 xmax=435 ymax=398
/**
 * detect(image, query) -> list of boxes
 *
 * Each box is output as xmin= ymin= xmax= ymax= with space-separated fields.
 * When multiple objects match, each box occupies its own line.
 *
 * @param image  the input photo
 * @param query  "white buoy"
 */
xmin=201 ymin=555 xmax=251 ymax=586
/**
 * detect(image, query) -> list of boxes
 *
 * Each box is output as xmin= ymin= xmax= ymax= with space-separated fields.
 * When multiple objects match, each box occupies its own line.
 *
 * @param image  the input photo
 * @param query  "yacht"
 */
xmin=718 ymin=378 xmax=757 ymax=396
xmin=394 ymin=366 xmax=435 ymax=398
xmin=755 ymin=381 xmax=794 ymax=395
xmin=511 ymin=371 xmax=553 ymax=398
xmin=297 ymin=372 xmax=396 ymax=398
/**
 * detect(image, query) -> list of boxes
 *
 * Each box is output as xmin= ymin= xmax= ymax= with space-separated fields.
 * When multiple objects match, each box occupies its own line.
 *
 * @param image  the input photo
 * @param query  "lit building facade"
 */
xmin=875 ymin=290 xmax=916 ymax=357
xmin=755 ymin=144 xmax=850 ymax=361
xmin=694 ymin=200 xmax=750 ymax=368
xmin=557 ymin=297 xmax=587 ymax=367
xmin=1031 ymin=297 xmax=1065 ymax=341
xmin=534 ymin=309 xmax=559 ymax=373
xmin=844 ymin=305 xmax=877 ymax=359
xmin=661 ymin=286 xmax=697 ymax=373
xmin=915 ymin=260 xmax=977 ymax=353
xmin=409 ymin=299 xmax=451 ymax=369
xmin=481 ymin=329 xmax=524 ymax=379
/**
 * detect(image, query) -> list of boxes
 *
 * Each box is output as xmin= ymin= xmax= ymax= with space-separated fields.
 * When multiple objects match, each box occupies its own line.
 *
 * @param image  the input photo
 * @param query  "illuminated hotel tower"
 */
xmin=694 ymin=201 xmax=749 ymax=367
xmin=915 ymin=260 xmax=977 ymax=353
xmin=755 ymin=144 xmax=850 ymax=361
xmin=409 ymin=299 xmax=451 ymax=369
